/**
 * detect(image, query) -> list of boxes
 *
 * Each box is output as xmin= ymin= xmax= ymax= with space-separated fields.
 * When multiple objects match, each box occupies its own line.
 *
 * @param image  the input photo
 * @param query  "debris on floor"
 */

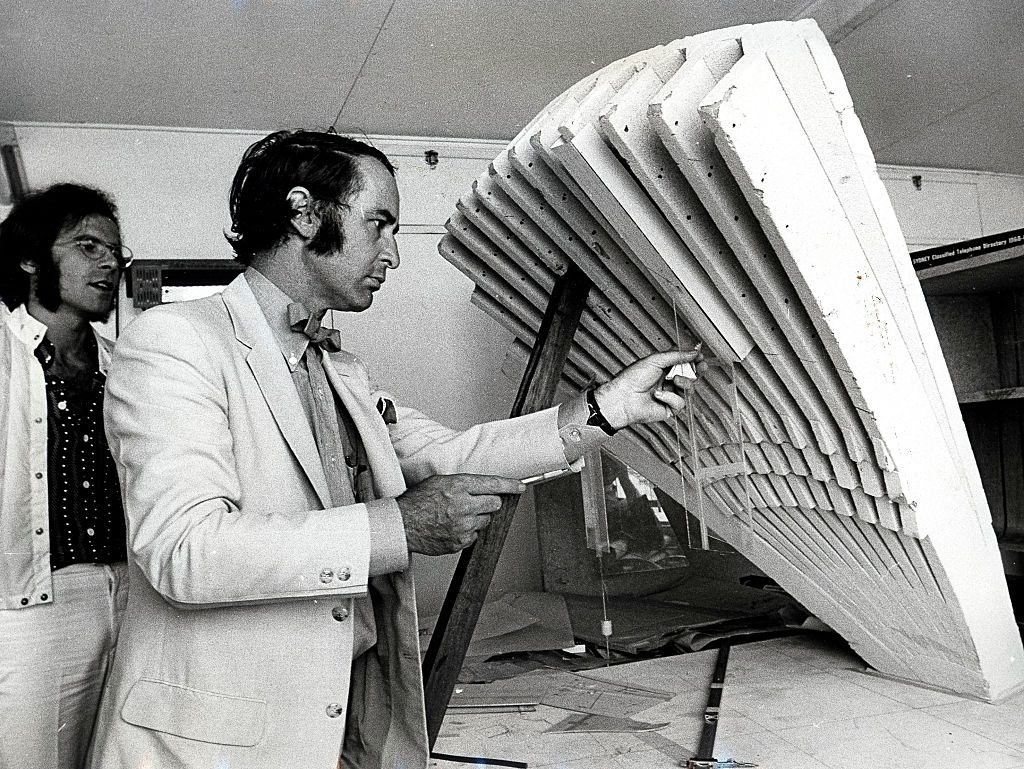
xmin=544 ymin=712 xmax=670 ymax=734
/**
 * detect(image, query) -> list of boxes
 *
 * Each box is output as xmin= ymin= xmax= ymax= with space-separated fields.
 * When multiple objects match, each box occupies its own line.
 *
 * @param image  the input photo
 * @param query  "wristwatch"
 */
xmin=585 ymin=387 xmax=618 ymax=436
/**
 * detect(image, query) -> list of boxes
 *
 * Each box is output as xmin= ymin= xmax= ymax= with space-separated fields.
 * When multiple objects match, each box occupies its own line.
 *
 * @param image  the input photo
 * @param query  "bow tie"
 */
xmin=288 ymin=303 xmax=342 ymax=353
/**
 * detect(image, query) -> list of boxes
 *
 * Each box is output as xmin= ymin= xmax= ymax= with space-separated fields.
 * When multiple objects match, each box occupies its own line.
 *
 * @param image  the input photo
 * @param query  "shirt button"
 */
xmin=331 ymin=606 xmax=349 ymax=622
xmin=35 ymin=472 xmax=43 ymax=480
xmin=326 ymin=703 xmax=344 ymax=718
xmin=34 ymin=417 xmax=42 ymax=424
xmin=569 ymin=429 xmax=582 ymax=443
xmin=82 ymin=481 xmax=91 ymax=489
xmin=86 ymin=528 xmax=95 ymax=536
xmin=40 ymin=594 xmax=48 ymax=601
xmin=83 ymin=434 xmax=90 ymax=442
xmin=319 ymin=569 xmax=334 ymax=584
xmin=57 ymin=401 xmax=67 ymax=410
xmin=35 ymin=528 xmax=44 ymax=535
xmin=288 ymin=356 xmax=298 ymax=367
xmin=20 ymin=598 xmax=28 ymax=606
xmin=336 ymin=567 xmax=351 ymax=582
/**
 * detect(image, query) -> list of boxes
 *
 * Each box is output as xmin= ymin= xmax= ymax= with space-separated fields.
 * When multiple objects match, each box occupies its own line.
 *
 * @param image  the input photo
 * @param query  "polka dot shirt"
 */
xmin=35 ymin=336 xmax=126 ymax=570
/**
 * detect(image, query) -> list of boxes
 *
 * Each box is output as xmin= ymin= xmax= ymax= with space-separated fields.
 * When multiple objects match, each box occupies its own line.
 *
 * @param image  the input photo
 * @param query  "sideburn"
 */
xmin=34 ymin=260 xmax=63 ymax=312
xmin=308 ymin=201 xmax=347 ymax=255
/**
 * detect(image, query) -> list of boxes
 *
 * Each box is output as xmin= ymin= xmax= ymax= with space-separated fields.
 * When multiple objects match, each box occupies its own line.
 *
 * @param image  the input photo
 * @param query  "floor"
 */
xmin=432 ymin=633 xmax=1024 ymax=768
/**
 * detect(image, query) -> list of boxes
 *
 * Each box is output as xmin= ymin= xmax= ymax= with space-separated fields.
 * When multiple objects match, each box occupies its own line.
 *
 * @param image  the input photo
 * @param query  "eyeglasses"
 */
xmin=55 ymin=236 xmax=134 ymax=268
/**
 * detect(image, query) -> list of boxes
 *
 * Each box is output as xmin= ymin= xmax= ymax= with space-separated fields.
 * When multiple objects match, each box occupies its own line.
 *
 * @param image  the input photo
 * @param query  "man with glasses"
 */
xmin=0 ymin=183 xmax=133 ymax=768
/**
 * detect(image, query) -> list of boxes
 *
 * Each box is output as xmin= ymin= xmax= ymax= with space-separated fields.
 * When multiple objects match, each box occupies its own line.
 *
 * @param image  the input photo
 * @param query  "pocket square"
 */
xmin=376 ymin=396 xmax=397 ymax=425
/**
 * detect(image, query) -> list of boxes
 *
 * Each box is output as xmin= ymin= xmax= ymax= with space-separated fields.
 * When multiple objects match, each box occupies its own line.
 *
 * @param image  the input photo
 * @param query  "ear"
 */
xmin=19 ymin=259 xmax=37 ymax=275
xmin=286 ymin=186 xmax=319 ymax=239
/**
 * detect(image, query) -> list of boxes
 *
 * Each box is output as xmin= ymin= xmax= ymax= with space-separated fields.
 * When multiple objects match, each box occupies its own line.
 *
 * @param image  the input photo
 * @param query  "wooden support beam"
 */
xmin=421 ymin=266 xmax=592 ymax=747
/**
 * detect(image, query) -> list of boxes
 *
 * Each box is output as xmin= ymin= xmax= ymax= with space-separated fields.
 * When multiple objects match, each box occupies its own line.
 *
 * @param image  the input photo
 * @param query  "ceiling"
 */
xmin=3 ymin=0 xmax=1023 ymax=175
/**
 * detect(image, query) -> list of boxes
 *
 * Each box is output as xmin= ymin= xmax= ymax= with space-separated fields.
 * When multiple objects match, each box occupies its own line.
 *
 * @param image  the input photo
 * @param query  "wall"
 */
xmin=8 ymin=121 xmax=1024 ymax=615
xmin=878 ymin=165 xmax=1024 ymax=249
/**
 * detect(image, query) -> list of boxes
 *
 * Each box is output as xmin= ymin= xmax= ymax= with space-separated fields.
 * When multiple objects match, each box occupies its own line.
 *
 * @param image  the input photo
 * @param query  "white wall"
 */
xmin=878 ymin=164 xmax=1024 ymax=248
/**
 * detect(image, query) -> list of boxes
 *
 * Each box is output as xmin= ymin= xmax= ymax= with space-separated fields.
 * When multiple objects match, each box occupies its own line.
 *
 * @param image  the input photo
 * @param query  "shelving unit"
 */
xmin=916 ymin=229 xmax=1024 ymax=564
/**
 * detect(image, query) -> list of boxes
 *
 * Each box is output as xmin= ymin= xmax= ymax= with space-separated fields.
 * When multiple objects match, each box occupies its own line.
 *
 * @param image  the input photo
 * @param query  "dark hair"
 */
xmin=0 ymin=183 xmax=120 ymax=311
xmin=226 ymin=130 xmax=395 ymax=264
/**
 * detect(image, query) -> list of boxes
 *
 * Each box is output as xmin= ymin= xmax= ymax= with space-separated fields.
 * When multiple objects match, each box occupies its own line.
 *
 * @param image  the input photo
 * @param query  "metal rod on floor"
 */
xmin=688 ymin=645 xmax=731 ymax=768
xmin=429 ymin=751 xmax=528 ymax=768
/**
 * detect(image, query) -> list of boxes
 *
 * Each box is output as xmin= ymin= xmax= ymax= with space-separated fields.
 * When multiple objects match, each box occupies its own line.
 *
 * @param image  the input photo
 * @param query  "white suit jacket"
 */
xmin=89 ymin=275 xmax=571 ymax=769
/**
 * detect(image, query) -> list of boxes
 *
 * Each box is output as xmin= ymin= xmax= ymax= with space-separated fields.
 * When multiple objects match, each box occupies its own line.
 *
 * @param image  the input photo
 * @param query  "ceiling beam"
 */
xmin=791 ymin=0 xmax=904 ymax=43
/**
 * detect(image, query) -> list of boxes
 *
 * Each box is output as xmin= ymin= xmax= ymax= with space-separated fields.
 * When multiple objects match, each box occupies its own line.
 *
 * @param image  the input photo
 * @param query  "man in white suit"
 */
xmin=91 ymin=130 xmax=703 ymax=768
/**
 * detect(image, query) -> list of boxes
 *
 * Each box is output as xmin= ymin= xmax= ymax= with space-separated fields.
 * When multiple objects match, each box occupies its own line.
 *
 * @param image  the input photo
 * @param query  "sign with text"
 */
xmin=911 ymin=228 xmax=1024 ymax=271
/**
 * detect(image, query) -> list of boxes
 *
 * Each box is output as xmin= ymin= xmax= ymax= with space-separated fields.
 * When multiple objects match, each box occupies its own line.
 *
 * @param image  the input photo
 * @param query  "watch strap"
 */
xmin=585 ymin=387 xmax=618 ymax=436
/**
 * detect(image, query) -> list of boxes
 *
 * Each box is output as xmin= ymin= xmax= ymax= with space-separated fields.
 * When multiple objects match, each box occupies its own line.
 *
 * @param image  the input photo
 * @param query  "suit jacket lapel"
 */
xmin=322 ymin=351 xmax=407 ymax=499
xmin=221 ymin=276 xmax=332 ymax=509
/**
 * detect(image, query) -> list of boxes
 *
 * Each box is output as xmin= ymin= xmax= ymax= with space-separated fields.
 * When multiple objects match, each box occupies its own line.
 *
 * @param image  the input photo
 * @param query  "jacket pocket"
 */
xmin=120 ymin=678 xmax=267 ymax=747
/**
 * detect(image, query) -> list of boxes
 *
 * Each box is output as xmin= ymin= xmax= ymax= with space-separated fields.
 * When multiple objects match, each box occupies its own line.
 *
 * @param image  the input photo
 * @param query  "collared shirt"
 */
xmin=245 ymin=267 xmax=408 ymax=658
xmin=0 ymin=303 xmax=115 ymax=609
xmin=35 ymin=336 xmax=126 ymax=570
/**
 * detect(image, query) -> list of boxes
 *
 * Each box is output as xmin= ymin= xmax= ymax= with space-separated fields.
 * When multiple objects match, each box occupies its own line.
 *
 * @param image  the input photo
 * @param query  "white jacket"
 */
xmin=0 ymin=302 xmax=113 ymax=610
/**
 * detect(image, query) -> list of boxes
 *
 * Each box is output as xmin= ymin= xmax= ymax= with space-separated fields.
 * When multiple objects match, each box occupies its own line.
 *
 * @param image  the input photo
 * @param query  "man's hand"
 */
xmin=397 ymin=474 xmax=526 ymax=556
xmin=596 ymin=346 xmax=707 ymax=429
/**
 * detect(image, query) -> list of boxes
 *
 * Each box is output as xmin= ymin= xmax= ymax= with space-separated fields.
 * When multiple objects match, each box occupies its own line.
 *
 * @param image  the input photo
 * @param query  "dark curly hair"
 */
xmin=0 ymin=183 xmax=120 ymax=311
xmin=226 ymin=130 xmax=395 ymax=264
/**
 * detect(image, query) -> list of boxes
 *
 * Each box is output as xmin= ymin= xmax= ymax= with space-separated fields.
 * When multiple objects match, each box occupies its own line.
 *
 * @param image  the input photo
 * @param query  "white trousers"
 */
xmin=0 ymin=563 xmax=127 ymax=769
